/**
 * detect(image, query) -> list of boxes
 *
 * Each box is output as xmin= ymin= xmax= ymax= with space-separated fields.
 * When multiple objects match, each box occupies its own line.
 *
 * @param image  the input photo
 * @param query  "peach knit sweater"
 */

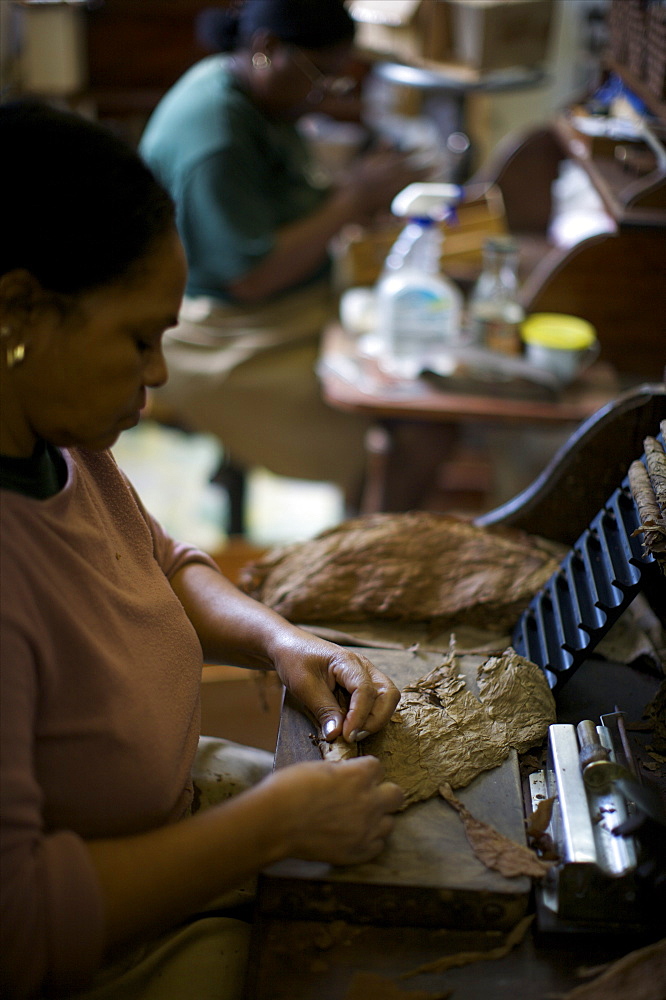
xmin=0 ymin=447 xmax=219 ymax=997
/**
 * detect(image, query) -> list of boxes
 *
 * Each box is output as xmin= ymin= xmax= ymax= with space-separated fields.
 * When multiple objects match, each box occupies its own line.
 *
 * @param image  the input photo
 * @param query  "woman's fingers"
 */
xmin=269 ymin=757 xmax=405 ymax=866
xmin=282 ymin=640 xmax=400 ymax=743
xmin=332 ymin=654 xmax=400 ymax=741
xmin=343 ymin=681 xmax=400 ymax=742
xmin=378 ymin=778 xmax=405 ymax=815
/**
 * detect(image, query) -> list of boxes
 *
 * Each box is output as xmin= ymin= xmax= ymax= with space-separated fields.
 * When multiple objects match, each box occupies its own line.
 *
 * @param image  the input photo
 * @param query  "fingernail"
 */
xmin=323 ymin=719 xmax=337 ymax=738
xmin=356 ymin=730 xmax=371 ymax=741
xmin=348 ymin=729 xmax=359 ymax=742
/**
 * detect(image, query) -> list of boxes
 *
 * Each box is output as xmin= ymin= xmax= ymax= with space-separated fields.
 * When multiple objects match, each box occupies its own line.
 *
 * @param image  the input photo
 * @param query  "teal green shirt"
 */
xmin=140 ymin=55 xmax=328 ymax=302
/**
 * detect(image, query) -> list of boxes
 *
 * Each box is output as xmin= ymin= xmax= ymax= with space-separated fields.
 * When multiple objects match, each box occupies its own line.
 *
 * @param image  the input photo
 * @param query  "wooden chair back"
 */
xmin=476 ymin=383 xmax=666 ymax=546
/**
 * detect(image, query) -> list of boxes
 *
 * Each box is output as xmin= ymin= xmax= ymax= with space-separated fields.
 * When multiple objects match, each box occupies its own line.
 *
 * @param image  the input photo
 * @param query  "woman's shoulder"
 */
xmin=0 ymin=447 xmax=155 ymax=587
xmin=140 ymin=55 xmax=257 ymax=167
xmin=150 ymin=55 xmax=246 ymax=122
xmin=0 ymin=448 xmax=133 ymax=525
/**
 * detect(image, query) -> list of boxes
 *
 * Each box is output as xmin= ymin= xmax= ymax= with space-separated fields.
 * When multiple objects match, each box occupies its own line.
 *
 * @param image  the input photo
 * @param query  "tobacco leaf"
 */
xmin=439 ymin=782 xmax=553 ymax=878
xmin=524 ymin=796 xmax=559 ymax=859
xmin=525 ymin=796 xmax=555 ymax=835
xmin=343 ymin=973 xmax=451 ymax=1000
xmin=645 ymin=435 xmax=666 ymax=515
xmin=629 ymin=459 xmax=666 ymax=570
xmin=312 ymin=733 xmax=358 ymax=761
xmin=559 ymin=937 xmax=666 ymax=1000
xmin=360 ymin=646 xmax=555 ymax=805
xmin=238 ymin=512 xmax=562 ymax=632
xmin=629 ymin=680 xmax=666 ymax=754
xmin=629 ymin=456 xmax=663 ymax=525
xmin=302 ymin=619 xmax=512 ymax=654
xmin=399 ymin=915 xmax=534 ymax=979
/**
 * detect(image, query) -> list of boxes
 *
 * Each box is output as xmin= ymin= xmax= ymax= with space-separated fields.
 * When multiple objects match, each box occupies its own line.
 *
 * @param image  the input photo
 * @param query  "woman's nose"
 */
xmin=144 ymin=345 xmax=169 ymax=388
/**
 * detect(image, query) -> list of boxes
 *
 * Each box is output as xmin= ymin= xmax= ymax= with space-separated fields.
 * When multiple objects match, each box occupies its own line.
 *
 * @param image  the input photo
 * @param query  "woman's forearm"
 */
xmin=169 ymin=562 xmax=305 ymax=668
xmin=227 ymin=187 xmax=358 ymax=303
xmin=169 ymin=562 xmax=401 ymax=745
xmin=87 ymin=753 xmax=402 ymax=957
xmin=227 ymin=147 xmax=423 ymax=303
xmin=86 ymin=779 xmax=286 ymax=953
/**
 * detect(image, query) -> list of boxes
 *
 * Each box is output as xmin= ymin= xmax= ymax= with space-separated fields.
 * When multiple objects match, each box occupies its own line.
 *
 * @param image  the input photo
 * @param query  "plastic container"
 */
xmin=521 ymin=313 xmax=598 ymax=383
xmin=339 ymin=287 xmax=377 ymax=335
xmin=375 ymin=183 xmax=463 ymax=379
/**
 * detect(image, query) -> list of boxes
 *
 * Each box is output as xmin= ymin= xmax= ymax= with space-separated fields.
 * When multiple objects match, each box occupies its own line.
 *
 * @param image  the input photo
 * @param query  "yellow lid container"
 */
xmin=521 ymin=313 xmax=597 ymax=351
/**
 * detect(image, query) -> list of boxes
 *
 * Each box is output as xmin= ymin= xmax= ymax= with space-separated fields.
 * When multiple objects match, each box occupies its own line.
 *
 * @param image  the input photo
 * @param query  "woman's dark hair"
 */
xmin=0 ymin=100 xmax=175 ymax=295
xmin=196 ymin=0 xmax=355 ymax=54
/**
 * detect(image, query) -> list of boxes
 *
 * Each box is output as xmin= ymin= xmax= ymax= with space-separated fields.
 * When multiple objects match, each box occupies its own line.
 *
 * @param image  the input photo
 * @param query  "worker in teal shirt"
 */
xmin=140 ymin=52 xmax=330 ymax=302
xmin=139 ymin=0 xmax=421 ymax=501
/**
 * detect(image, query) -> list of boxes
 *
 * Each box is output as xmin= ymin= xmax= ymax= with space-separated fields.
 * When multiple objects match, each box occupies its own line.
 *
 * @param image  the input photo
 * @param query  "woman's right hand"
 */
xmin=266 ymin=756 xmax=404 ymax=866
xmin=80 ymin=755 xmax=402 ymax=961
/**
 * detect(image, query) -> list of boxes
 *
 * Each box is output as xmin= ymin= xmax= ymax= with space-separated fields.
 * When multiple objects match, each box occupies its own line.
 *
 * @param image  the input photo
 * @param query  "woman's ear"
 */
xmin=0 ymin=272 xmax=68 ymax=371
xmin=0 ymin=270 xmax=60 ymax=332
xmin=0 ymin=270 xmax=45 ymax=326
xmin=249 ymin=28 xmax=281 ymax=62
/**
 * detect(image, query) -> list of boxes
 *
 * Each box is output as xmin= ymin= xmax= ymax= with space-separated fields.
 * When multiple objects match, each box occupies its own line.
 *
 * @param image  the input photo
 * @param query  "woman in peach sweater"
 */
xmin=0 ymin=101 xmax=401 ymax=1000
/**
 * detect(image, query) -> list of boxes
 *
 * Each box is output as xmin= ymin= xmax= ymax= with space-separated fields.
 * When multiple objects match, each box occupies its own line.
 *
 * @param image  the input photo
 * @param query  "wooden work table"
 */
xmin=318 ymin=322 xmax=621 ymax=513
xmin=244 ymin=653 xmax=664 ymax=1000
xmin=319 ymin=322 xmax=617 ymax=423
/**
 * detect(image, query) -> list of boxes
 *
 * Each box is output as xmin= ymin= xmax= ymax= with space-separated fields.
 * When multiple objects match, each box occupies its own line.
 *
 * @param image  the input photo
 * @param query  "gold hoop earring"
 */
xmin=6 ymin=343 xmax=26 ymax=368
xmin=252 ymin=52 xmax=271 ymax=70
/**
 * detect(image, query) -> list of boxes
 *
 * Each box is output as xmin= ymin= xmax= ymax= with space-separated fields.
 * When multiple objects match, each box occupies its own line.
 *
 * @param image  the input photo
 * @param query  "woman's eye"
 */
xmin=135 ymin=337 xmax=151 ymax=354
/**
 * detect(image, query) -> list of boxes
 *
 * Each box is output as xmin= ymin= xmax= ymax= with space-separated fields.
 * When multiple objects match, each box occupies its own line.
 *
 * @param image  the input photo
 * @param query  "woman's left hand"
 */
xmin=169 ymin=563 xmax=400 ymax=743
xmin=271 ymin=630 xmax=400 ymax=744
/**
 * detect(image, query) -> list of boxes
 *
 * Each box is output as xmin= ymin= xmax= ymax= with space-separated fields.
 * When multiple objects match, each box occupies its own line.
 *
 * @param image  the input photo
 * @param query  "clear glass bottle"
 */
xmin=469 ymin=236 xmax=524 ymax=355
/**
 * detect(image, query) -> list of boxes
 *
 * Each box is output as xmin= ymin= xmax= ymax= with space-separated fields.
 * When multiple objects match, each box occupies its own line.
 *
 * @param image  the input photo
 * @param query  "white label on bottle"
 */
xmin=389 ymin=288 xmax=456 ymax=356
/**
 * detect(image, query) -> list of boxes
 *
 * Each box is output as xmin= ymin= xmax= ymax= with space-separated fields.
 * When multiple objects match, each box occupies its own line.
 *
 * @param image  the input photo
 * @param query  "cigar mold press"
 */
xmin=528 ymin=716 xmax=665 ymax=932
xmin=514 ymin=428 xmax=666 ymax=931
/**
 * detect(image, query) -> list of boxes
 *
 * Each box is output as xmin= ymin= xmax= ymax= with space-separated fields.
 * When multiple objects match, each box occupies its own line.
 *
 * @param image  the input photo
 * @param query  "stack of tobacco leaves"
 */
xmin=238 ymin=511 xmax=563 ymax=633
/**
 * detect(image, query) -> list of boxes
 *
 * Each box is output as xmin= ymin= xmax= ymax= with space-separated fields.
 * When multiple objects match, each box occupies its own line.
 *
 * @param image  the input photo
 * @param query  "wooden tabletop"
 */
xmin=318 ymin=322 xmax=620 ymax=427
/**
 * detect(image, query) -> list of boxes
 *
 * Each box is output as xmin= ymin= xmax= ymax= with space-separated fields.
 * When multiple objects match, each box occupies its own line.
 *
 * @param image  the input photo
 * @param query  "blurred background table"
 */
xmin=317 ymin=321 xmax=620 ymax=514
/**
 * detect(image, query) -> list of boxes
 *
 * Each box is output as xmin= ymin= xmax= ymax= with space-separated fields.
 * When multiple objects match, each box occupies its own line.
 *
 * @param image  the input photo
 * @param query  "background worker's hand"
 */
xmin=339 ymin=145 xmax=431 ymax=224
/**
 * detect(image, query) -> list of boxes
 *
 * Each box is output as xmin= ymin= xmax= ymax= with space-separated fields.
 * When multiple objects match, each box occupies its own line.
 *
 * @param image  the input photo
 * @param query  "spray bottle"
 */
xmin=376 ymin=183 xmax=463 ymax=379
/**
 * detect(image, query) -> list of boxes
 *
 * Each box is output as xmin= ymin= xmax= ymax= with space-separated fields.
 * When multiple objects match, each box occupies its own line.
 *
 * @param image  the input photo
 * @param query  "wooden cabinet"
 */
xmin=82 ymin=0 xmax=220 ymax=142
xmin=474 ymin=58 xmax=665 ymax=384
